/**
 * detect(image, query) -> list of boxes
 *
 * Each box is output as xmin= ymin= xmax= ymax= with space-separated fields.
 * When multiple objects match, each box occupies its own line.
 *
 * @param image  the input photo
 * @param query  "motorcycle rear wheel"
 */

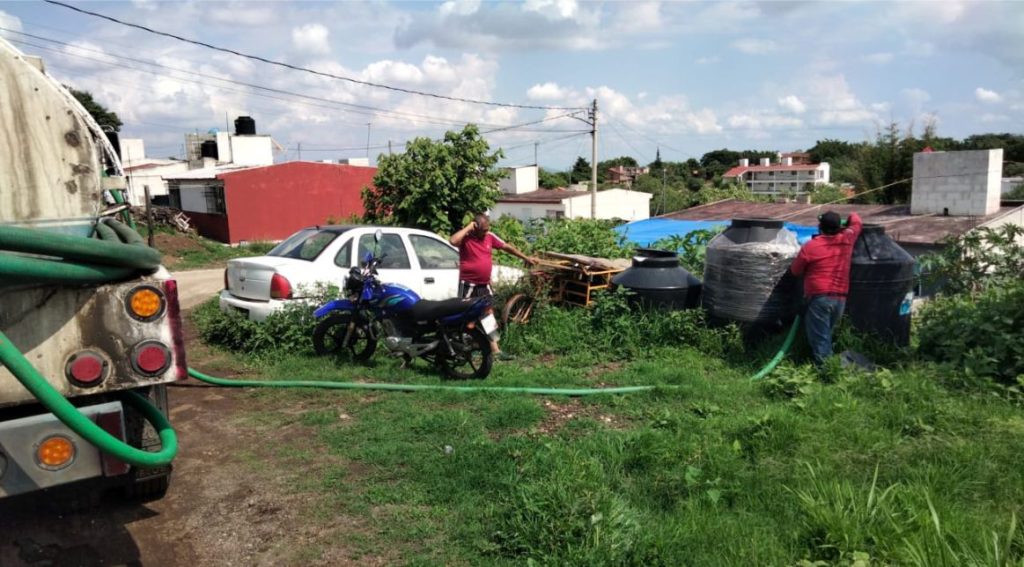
xmin=312 ymin=313 xmax=377 ymax=361
xmin=438 ymin=329 xmax=492 ymax=380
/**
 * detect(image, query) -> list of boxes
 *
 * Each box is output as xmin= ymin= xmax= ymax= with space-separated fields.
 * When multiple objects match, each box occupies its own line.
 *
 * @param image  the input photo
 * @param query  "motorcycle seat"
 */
xmin=408 ymin=297 xmax=489 ymax=321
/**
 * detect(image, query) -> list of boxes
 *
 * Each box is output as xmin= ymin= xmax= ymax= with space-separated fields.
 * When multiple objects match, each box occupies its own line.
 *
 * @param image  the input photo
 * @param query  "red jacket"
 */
xmin=789 ymin=213 xmax=863 ymax=298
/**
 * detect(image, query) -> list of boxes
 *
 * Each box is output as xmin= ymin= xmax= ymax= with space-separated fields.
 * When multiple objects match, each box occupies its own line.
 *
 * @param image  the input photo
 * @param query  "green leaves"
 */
xmin=363 ymin=124 xmax=503 ymax=235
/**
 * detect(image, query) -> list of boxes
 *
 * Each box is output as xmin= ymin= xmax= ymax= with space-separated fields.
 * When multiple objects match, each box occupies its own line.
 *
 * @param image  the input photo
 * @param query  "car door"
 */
xmin=408 ymin=233 xmax=460 ymax=299
xmin=355 ymin=231 xmax=420 ymax=294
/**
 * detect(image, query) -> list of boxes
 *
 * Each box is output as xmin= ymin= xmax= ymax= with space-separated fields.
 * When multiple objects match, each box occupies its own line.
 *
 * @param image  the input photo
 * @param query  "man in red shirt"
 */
xmin=789 ymin=210 xmax=863 ymax=366
xmin=450 ymin=213 xmax=536 ymax=360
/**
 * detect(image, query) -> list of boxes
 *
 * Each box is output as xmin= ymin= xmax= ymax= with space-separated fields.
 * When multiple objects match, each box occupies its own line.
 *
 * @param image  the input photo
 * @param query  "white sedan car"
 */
xmin=220 ymin=225 xmax=523 ymax=321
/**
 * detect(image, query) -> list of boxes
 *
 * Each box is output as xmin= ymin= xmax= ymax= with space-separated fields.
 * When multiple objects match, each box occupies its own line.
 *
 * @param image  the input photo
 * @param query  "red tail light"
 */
xmin=66 ymin=351 xmax=108 ymax=386
xmin=131 ymin=341 xmax=171 ymax=376
xmin=270 ymin=273 xmax=293 ymax=299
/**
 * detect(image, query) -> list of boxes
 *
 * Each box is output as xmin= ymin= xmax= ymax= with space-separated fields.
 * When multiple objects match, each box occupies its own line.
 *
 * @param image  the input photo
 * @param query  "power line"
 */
xmin=44 ymin=0 xmax=586 ymax=112
xmin=5 ymin=32 xmax=516 ymax=129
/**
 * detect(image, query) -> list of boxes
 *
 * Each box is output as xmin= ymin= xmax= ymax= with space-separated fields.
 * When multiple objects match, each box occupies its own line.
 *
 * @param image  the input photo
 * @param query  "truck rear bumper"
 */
xmin=0 ymin=401 xmax=129 ymax=498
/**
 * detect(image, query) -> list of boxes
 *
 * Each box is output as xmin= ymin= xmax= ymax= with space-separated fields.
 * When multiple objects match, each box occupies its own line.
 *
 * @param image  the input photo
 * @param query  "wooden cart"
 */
xmin=501 ymin=251 xmax=629 ymax=325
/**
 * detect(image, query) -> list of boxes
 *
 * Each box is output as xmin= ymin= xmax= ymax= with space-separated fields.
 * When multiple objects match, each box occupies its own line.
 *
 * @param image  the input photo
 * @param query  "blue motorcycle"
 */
xmin=312 ymin=232 xmax=498 ymax=379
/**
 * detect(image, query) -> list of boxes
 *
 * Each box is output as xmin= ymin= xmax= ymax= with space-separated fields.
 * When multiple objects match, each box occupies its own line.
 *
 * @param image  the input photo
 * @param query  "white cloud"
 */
xmin=975 ymin=87 xmax=1002 ymax=103
xmin=523 ymin=0 xmax=579 ymax=20
xmin=980 ymin=113 xmax=1009 ymax=123
xmin=870 ymin=102 xmax=892 ymax=113
xmin=806 ymin=75 xmax=881 ymax=126
xmin=440 ymin=0 xmax=481 ymax=17
xmin=526 ymin=82 xmax=568 ymax=100
xmin=778 ymin=95 xmax=806 ymax=114
xmin=292 ymin=24 xmax=330 ymax=55
xmin=903 ymin=40 xmax=935 ymax=58
xmin=695 ymin=56 xmax=720 ymax=65
xmin=902 ymin=88 xmax=931 ymax=106
xmin=731 ymin=38 xmax=777 ymax=55
xmin=209 ymin=5 xmax=277 ymax=27
xmin=362 ymin=60 xmax=424 ymax=85
xmin=0 ymin=10 xmax=22 ymax=38
xmin=863 ymin=52 xmax=893 ymax=64
xmin=727 ymin=113 xmax=803 ymax=129
xmin=613 ymin=2 xmax=662 ymax=33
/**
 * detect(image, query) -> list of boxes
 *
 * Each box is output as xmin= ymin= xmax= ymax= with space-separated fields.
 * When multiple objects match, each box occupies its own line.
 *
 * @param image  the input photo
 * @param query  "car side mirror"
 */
xmin=374 ymin=229 xmax=383 ymax=242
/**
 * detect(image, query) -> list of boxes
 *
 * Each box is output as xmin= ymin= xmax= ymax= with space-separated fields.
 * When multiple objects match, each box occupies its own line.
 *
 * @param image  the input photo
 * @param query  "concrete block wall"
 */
xmin=911 ymin=149 xmax=1003 ymax=216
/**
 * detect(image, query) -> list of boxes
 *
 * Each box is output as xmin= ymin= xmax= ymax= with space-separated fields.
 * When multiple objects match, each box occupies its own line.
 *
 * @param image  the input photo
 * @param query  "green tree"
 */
xmin=66 ymin=86 xmax=122 ymax=132
xmin=539 ymin=168 xmax=570 ymax=189
xmin=570 ymin=157 xmax=591 ymax=184
xmin=363 ymin=124 xmax=503 ymax=235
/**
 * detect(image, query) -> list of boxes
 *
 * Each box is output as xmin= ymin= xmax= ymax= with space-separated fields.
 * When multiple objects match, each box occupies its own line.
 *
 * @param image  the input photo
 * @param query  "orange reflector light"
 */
xmin=37 ymin=436 xmax=75 ymax=470
xmin=127 ymin=286 xmax=165 ymax=321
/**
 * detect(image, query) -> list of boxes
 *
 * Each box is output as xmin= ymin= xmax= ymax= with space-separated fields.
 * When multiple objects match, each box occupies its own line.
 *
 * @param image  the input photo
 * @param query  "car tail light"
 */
xmin=65 ymin=350 xmax=108 ymax=386
xmin=270 ymin=273 xmax=293 ymax=299
xmin=125 ymin=285 xmax=166 ymax=321
xmin=131 ymin=341 xmax=172 ymax=376
xmin=37 ymin=435 xmax=76 ymax=470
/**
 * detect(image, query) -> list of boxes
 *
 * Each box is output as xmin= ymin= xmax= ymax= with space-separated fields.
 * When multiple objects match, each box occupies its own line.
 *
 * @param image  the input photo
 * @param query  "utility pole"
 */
xmin=388 ymin=140 xmax=393 ymax=155
xmin=366 ymin=122 xmax=372 ymax=158
xmin=297 ymin=142 xmax=302 ymax=161
xmin=590 ymin=98 xmax=598 ymax=219
xmin=534 ymin=141 xmax=539 ymax=166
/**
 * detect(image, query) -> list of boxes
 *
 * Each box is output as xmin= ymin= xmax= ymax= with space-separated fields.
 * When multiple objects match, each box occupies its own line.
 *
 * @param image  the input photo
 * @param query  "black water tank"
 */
xmin=847 ymin=225 xmax=916 ymax=346
xmin=702 ymin=218 xmax=801 ymax=325
xmin=200 ymin=139 xmax=219 ymax=159
xmin=612 ymin=249 xmax=702 ymax=310
xmin=234 ymin=116 xmax=256 ymax=135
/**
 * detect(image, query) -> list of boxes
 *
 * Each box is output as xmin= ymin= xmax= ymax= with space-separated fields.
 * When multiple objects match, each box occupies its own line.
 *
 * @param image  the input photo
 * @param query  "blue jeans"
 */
xmin=805 ymin=296 xmax=845 ymax=366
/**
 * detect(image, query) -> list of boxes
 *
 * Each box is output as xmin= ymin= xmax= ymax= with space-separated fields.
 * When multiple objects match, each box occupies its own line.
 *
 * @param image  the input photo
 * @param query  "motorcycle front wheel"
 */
xmin=438 ymin=328 xmax=493 ymax=380
xmin=312 ymin=313 xmax=377 ymax=361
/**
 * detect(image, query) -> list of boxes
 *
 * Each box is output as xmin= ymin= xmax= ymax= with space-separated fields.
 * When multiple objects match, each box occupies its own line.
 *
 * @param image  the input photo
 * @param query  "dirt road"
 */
xmin=171 ymin=269 xmax=224 ymax=310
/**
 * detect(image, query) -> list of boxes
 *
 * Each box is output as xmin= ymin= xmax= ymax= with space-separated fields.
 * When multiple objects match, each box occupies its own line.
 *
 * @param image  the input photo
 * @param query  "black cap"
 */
xmin=818 ymin=211 xmax=842 ymax=234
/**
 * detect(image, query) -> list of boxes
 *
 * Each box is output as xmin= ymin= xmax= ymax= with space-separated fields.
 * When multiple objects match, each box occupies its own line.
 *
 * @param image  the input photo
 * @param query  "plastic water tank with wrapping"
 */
xmin=702 ymin=218 xmax=801 ymax=325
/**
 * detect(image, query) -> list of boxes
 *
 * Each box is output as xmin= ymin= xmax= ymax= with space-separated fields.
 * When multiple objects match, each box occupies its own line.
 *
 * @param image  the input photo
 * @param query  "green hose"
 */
xmin=187 ymin=316 xmax=799 ymax=394
xmin=0 ymin=330 xmax=177 ymax=467
xmin=749 ymin=315 xmax=801 ymax=381
xmin=188 ymin=368 xmax=658 ymax=396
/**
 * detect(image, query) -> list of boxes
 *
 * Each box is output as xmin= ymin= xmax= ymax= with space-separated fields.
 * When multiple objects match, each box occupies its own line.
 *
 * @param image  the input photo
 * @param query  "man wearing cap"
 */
xmin=789 ymin=210 xmax=863 ymax=366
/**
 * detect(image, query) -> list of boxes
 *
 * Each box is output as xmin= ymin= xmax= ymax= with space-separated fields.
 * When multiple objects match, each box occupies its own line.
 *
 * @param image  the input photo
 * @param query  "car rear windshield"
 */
xmin=267 ymin=228 xmax=340 ymax=261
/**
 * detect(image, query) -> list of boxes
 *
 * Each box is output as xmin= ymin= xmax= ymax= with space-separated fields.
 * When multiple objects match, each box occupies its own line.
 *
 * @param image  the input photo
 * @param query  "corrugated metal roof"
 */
xmin=664 ymin=199 xmax=1023 ymax=245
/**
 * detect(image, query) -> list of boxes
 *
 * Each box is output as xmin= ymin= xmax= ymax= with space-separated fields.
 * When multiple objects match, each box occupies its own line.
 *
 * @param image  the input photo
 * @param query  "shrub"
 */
xmin=649 ymin=227 xmax=724 ymax=274
xmin=918 ymin=224 xmax=1024 ymax=294
xmin=916 ymin=280 xmax=1024 ymax=384
xmin=192 ymin=283 xmax=338 ymax=355
xmin=525 ymin=218 xmax=634 ymax=259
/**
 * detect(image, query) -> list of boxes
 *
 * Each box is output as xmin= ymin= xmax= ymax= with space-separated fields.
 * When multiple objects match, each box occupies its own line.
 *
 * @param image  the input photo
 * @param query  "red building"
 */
xmin=166 ymin=161 xmax=374 ymax=244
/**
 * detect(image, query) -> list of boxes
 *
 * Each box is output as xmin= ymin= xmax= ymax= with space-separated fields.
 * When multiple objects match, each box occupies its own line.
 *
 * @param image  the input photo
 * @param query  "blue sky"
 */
xmin=1 ymin=1 xmax=1021 ymax=169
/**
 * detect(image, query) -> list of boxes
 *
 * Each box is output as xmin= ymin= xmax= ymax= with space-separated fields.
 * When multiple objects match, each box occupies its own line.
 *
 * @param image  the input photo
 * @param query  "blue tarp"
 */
xmin=616 ymin=218 xmax=819 ymax=247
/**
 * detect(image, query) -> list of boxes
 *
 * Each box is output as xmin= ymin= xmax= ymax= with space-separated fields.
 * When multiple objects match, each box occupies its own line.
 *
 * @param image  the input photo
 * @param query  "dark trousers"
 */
xmin=805 ymin=295 xmax=845 ymax=366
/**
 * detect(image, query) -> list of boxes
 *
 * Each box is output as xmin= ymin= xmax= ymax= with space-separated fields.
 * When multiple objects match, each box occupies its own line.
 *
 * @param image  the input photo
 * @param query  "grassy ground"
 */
xmin=188 ymin=300 xmax=1024 ymax=566
xmin=140 ymin=226 xmax=275 ymax=270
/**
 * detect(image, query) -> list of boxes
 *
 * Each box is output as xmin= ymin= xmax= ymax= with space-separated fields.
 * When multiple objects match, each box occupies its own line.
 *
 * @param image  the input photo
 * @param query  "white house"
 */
xmin=492 ymin=187 xmax=652 ymax=222
xmin=723 ymin=156 xmax=830 ymax=194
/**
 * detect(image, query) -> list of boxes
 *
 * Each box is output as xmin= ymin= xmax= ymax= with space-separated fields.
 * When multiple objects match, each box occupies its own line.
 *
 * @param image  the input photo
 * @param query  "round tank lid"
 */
xmin=730 ymin=218 xmax=783 ymax=229
xmin=860 ymin=224 xmax=886 ymax=235
xmin=635 ymin=248 xmax=678 ymax=258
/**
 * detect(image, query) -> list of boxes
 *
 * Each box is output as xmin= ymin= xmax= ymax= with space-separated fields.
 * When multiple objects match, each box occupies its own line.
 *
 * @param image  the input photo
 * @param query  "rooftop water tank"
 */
xmin=234 ymin=116 xmax=256 ymax=136
xmin=702 ymin=218 xmax=801 ymax=325
xmin=200 ymin=139 xmax=219 ymax=160
xmin=847 ymin=225 xmax=916 ymax=346
xmin=611 ymin=249 xmax=702 ymax=310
